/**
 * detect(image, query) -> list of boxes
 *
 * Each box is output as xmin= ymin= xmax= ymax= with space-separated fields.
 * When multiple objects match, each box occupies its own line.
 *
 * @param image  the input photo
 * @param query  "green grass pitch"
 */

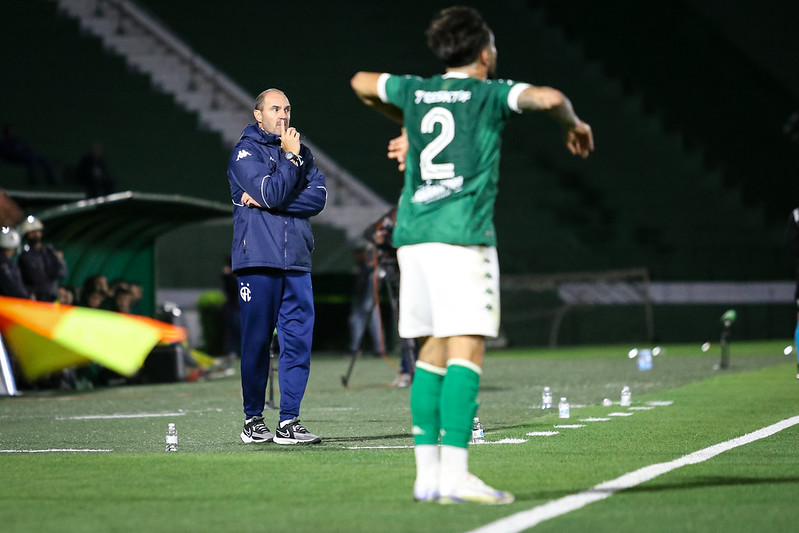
xmin=1 ymin=340 xmax=798 ymax=532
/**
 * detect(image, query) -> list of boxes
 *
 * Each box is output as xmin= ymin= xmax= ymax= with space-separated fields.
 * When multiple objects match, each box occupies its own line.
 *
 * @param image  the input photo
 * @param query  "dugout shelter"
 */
xmin=31 ymin=191 xmax=231 ymax=316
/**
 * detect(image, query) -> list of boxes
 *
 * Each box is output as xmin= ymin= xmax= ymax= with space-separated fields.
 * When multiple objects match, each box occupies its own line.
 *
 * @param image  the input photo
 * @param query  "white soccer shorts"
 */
xmin=397 ymin=243 xmax=500 ymax=339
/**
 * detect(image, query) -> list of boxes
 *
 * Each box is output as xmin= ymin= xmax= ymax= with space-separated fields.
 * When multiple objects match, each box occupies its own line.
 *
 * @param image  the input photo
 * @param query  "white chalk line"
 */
xmin=0 ymin=449 xmax=113 ymax=453
xmin=472 ymin=438 xmax=527 ymax=445
xmin=56 ymin=412 xmax=187 ymax=420
xmin=467 ymin=415 xmax=799 ymax=533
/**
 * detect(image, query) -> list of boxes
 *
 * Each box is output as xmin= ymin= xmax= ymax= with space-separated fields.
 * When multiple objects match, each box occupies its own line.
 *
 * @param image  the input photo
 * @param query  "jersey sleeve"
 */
xmin=378 ymin=73 xmax=419 ymax=110
xmin=488 ymin=79 xmax=532 ymax=119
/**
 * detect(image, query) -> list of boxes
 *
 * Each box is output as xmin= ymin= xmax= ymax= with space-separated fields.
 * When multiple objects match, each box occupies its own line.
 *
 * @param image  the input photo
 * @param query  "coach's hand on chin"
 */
xmin=278 ymin=121 xmax=301 ymax=155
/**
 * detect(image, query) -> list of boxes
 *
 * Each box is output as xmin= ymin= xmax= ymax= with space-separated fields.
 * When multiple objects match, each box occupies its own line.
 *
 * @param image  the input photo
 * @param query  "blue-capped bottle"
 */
xmin=470 ymin=417 xmax=485 ymax=444
xmin=558 ymin=397 xmax=570 ymax=419
xmin=637 ymin=349 xmax=653 ymax=371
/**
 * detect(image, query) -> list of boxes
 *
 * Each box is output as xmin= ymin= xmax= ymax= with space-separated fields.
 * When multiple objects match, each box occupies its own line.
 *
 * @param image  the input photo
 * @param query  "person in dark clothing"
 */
xmin=0 ymin=227 xmax=30 ymax=299
xmin=355 ymin=206 xmax=418 ymax=387
xmin=75 ymin=143 xmax=114 ymax=198
xmin=348 ymin=239 xmax=383 ymax=357
xmin=227 ymin=88 xmax=327 ymax=445
xmin=16 ymin=216 xmax=67 ymax=302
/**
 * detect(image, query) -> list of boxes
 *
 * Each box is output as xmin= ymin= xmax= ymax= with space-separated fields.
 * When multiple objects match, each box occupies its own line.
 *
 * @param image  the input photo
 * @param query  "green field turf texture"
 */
xmin=1 ymin=341 xmax=797 ymax=532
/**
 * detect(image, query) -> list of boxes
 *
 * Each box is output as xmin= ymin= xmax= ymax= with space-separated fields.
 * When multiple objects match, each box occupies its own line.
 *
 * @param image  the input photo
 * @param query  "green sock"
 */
xmin=440 ymin=359 xmax=481 ymax=449
xmin=410 ymin=362 xmax=446 ymax=446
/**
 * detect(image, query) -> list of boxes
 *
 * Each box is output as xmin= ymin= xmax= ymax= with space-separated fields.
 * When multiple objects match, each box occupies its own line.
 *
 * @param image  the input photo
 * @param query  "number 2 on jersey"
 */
xmin=419 ymin=107 xmax=455 ymax=181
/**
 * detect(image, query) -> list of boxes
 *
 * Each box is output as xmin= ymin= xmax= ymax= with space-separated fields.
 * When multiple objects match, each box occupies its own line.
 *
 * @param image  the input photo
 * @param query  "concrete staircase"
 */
xmin=51 ymin=0 xmax=389 ymax=241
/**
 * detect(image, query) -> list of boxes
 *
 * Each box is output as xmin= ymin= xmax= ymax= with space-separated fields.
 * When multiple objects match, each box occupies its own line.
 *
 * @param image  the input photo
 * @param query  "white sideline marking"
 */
xmin=57 ymin=412 xmax=186 ymax=420
xmin=527 ymin=431 xmax=559 ymax=437
xmin=0 ymin=449 xmax=113 ymax=453
xmin=629 ymin=406 xmax=655 ymax=411
xmin=580 ymin=418 xmax=611 ymax=422
xmin=647 ymin=401 xmax=673 ymax=406
xmin=467 ymin=415 xmax=799 ymax=533
xmin=608 ymin=412 xmax=634 ymax=417
xmin=473 ymin=438 xmax=527 ymax=445
xmin=554 ymin=424 xmax=585 ymax=429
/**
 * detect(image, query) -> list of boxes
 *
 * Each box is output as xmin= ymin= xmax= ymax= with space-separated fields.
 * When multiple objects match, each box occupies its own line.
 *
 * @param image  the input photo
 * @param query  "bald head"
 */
xmin=253 ymin=89 xmax=292 ymax=135
xmin=254 ymin=88 xmax=287 ymax=111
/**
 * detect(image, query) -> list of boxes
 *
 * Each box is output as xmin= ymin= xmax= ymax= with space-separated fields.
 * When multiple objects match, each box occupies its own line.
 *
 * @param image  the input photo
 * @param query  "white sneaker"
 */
xmin=439 ymin=473 xmax=514 ymax=505
xmin=391 ymin=373 xmax=412 ymax=388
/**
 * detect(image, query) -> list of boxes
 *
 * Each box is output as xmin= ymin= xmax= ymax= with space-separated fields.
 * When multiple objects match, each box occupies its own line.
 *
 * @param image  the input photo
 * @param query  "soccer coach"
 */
xmin=227 ymin=88 xmax=327 ymax=445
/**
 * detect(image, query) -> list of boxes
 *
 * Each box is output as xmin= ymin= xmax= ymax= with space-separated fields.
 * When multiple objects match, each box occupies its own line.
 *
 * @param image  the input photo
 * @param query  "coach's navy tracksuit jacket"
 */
xmin=227 ymin=123 xmax=327 ymax=421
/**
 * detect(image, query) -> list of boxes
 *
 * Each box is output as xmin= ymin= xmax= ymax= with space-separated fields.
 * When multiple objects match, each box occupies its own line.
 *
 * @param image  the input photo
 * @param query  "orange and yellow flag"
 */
xmin=0 ymin=296 xmax=187 ymax=382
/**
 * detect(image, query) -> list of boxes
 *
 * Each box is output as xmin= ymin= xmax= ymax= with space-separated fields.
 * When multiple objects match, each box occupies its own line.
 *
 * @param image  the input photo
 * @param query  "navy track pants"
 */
xmin=238 ymin=269 xmax=314 ymax=422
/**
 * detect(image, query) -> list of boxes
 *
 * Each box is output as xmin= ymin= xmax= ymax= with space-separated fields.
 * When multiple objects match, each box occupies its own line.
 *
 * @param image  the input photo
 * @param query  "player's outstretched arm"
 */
xmin=518 ymin=86 xmax=594 ymax=158
xmin=350 ymin=72 xmax=404 ymax=124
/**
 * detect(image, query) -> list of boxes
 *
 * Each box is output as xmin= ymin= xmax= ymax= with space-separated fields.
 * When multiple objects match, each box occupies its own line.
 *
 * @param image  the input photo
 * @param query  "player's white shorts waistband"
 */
xmin=397 ymin=243 xmax=500 ymax=339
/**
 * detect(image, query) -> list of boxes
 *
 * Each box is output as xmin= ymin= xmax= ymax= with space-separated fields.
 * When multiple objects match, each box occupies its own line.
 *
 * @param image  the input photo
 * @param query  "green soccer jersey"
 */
xmin=379 ymin=72 xmax=530 ymax=247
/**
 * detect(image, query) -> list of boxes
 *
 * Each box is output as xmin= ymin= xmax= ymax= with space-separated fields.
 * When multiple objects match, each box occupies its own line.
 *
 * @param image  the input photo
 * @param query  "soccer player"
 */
xmin=350 ymin=6 xmax=593 ymax=504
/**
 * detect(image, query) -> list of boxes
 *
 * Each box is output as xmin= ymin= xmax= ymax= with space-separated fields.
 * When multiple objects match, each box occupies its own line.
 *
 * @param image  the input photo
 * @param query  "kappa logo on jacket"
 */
xmin=236 ymin=150 xmax=252 ymax=161
xmin=239 ymin=282 xmax=252 ymax=302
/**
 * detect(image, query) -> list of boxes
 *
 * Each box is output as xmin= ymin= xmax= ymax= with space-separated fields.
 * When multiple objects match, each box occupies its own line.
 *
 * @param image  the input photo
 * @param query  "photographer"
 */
xmin=362 ymin=205 xmax=418 ymax=387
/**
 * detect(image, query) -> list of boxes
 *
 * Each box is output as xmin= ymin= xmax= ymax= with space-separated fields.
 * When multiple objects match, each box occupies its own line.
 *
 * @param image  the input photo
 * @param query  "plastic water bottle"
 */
xmin=542 ymin=386 xmax=553 ymax=409
xmin=471 ymin=417 xmax=485 ymax=444
xmin=166 ymin=423 xmax=178 ymax=452
xmin=620 ymin=386 xmax=631 ymax=407
xmin=637 ymin=349 xmax=653 ymax=371
xmin=558 ymin=397 xmax=570 ymax=419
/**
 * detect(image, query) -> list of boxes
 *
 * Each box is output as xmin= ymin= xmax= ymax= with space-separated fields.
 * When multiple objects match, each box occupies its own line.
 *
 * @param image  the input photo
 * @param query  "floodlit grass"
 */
xmin=1 ymin=340 xmax=797 ymax=532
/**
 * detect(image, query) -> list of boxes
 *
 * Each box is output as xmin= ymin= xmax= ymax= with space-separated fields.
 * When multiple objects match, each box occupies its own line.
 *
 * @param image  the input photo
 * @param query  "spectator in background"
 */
xmin=75 ymin=143 xmax=114 ymax=198
xmin=369 ymin=206 xmax=418 ymax=388
xmin=0 ymin=227 xmax=30 ymax=299
xmin=348 ymin=239 xmax=383 ymax=358
xmin=17 ymin=215 xmax=67 ymax=302
xmin=128 ymin=282 xmax=143 ymax=314
xmin=82 ymin=289 xmax=106 ymax=309
xmin=110 ymin=284 xmax=133 ymax=314
xmin=57 ymin=285 xmax=76 ymax=305
xmin=0 ymin=124 xmax=56 ymax=186
xmin=79 ymin=275 xmax=109 ymax=308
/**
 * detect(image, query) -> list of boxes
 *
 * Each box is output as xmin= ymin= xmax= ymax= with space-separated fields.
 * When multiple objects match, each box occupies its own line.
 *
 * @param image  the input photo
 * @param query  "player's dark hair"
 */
xmin=425 ymin=6 xmax=492 ymax=68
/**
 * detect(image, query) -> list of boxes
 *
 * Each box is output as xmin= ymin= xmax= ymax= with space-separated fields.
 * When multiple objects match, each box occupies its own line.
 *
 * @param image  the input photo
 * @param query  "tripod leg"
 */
xmin=341 ymin=349 xmax=359 ymax=387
